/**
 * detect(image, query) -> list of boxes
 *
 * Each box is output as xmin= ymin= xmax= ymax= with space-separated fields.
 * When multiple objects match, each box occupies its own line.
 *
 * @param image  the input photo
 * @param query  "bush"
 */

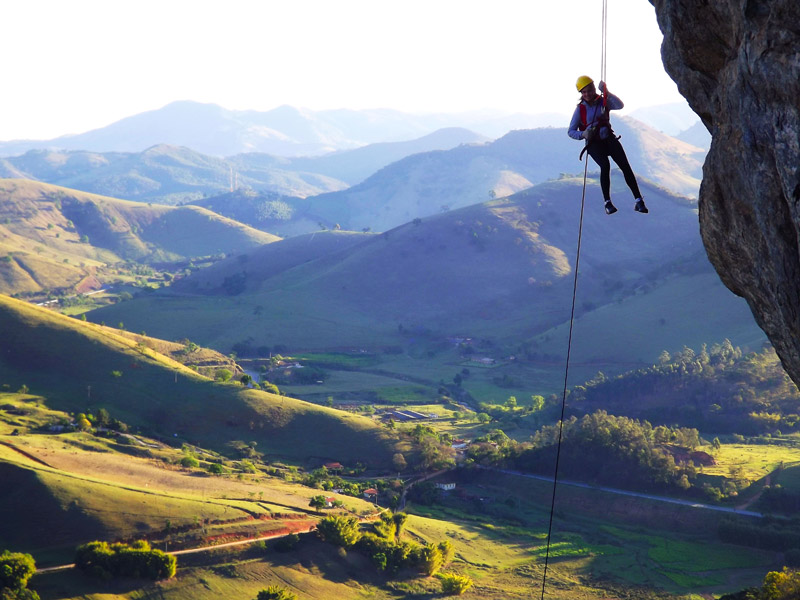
xmin=180 ymin=455 xmax=199 ymax=468
xmin=316 ymin=516 xmax=361 ymax=548
xmin=74 ymin=540 xmax=176 ymax=580
xmin=0 ymin=551 xmax=36 ymax=591
xmin=256 ymin=586 xmax=296 ymax=600
xmin=439 ymin=573 xmax=473 ymax=595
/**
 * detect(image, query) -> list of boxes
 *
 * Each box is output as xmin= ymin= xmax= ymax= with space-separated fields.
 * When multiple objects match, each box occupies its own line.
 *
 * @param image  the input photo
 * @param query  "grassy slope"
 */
xmin=0 ymin=179 xmax=279 ymax=294
xmin=88 ymin=177 xmax=763 ymax=394
xmin=0 ymin=294 xmax=402 ymax=467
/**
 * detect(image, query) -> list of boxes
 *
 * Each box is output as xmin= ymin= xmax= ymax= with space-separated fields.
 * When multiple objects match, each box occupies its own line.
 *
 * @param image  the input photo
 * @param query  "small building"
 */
xmin=363 ymin=488 xmax=379 ymax=500
xmin=324 ymin=461 xmax=343 ymax=474
xmin=435 ymin=483 xmax=456 ymax=491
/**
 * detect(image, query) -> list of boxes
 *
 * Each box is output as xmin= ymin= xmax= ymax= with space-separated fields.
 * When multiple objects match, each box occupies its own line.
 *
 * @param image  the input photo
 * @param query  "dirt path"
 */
xmin=35 ymin=523 xmax=317 ymax=574
xmin=736 ymin=473 xmax=771 ymax=511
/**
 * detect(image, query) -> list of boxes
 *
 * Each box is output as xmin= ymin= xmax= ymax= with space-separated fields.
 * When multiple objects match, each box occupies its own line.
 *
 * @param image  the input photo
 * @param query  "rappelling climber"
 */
xmin=568 ymin=75 xmax=648 ymax=215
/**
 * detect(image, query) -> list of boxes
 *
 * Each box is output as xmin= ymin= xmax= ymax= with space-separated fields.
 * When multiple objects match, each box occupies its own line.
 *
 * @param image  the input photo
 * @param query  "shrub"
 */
xmin=74 ymin=540 xmax=176 ymax=580
xmin=180 ymin=455 xmax=199 ymax=468
xmin=256 ymin=586 xmax=296 ymax=600
xmin=316 ymin=516 xmax=361 ymax=548
xmin=0 ymin=551 xmax=36 ymax=591
xmin=439 ymin=573 xmax=473 ymax=595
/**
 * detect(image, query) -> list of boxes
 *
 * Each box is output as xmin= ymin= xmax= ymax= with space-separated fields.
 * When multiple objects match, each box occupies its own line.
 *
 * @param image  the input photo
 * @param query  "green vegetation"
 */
xmin=571 ymin=342 xmax=799 ymax=435
xmin=255 ymin=586 xmax=297 ymax=600
xmin=438 ymin=572 xmax=473 ymax=595
xmin=0 ymin=550 xmax=38 ymax=599
xmin=74 ymin=540 xmax=176 ymax=580
xmin=0 ymin=294 xmax=403 ymax=468
xmin=721 ymin=567 xmax=800 ymax=599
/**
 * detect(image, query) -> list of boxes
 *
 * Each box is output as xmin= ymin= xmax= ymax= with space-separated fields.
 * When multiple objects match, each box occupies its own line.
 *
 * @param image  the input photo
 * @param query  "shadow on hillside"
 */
xmin=32 ymin=568 xmax=146 ymax=600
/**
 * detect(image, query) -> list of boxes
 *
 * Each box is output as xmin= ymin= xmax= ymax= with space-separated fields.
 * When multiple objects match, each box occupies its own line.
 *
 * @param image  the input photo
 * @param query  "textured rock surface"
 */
xmin=651 ymin=0 xmax=800 ymax=386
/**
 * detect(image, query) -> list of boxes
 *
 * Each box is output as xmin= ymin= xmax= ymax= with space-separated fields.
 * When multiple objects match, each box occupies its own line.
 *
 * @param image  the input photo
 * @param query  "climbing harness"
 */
xmin=539 ymin=1 xmax=607 ymax=598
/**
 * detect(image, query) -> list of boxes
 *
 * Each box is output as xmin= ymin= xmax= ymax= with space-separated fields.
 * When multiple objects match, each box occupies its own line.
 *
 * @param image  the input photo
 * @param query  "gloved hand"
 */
xmin=598 ymin=81 xmax=607 ymax=93
xmin=582 ymin=126 xmax=596 ymax=141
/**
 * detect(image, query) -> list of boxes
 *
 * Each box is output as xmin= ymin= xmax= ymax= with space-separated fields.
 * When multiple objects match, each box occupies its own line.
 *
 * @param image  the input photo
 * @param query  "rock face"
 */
xmin=651 ymin=0 xmax=800 ymax=386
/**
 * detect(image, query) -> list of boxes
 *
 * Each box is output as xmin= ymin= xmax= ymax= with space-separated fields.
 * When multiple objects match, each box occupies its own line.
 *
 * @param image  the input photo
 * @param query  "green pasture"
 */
xmin=407 ymin=469 xmax=781 ymax=597
xmin=0 ymin=294 xmax=405 ymax=469
xmin=701 ymin=443 xmax=800 ymax=483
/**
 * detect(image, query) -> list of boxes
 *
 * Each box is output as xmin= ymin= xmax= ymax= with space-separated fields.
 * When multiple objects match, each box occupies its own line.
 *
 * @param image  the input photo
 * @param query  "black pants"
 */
xmin=587 ymin=136 xmax=642 ymax=201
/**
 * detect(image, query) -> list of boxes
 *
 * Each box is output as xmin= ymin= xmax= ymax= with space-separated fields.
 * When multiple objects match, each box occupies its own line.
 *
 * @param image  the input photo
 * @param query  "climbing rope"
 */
xmin=539 ymin=150 xmax=589 ymax=600
xmin=539 ymin=2 xmax=607 ymax=598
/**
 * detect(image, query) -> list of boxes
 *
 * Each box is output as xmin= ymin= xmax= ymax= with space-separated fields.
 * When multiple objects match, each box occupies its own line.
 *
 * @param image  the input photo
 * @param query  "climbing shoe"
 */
xmin=604 ymin=200 xmax=618 ymax=215
xmin=634 ymin=198 xmax=649 ymax=213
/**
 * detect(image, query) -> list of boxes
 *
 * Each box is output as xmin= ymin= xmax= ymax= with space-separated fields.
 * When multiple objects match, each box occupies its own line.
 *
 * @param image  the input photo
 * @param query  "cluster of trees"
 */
xmin=570 ymin=342 xmax=800 ymax=435
xmin=516 ymin=411 xmax=701 ymax=492
xmin=74 ymin=540 xmax=176 ymax=580
xmin=315 ymin=512 xmax=455 ymax=578
xmin=721 ymin=567 xmax=800 ymax=599
xmin=0 ymin=551 xmax=39 ymax=600
xmin=408 ymin=424 xmax=455 ymax=471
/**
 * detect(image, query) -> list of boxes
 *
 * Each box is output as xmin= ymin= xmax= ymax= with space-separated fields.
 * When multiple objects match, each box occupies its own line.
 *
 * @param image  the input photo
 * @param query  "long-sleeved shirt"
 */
xmin=568 ymin=92 xmax=624 ymax=141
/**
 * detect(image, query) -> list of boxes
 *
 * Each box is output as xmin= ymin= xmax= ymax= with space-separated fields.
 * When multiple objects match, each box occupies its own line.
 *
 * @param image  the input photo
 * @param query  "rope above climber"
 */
xmin=568 ymin=76 xmax=649 ymax=215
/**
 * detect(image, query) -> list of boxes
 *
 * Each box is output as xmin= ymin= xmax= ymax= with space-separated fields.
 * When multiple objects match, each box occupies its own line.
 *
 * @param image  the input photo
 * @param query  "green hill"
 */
xmin=0 ymin=179 xmax=279 ymax=295
xmin=0 ymin=294 xmax=401 ymax=467
xmin=86 ymin=176 xmax=764 ymax=391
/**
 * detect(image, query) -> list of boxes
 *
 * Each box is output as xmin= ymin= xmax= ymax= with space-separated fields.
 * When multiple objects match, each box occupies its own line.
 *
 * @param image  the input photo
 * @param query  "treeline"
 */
xmin=718 ymin=517 xmax=800 ymax=560
xmin=74 ymin=540 xmax=176 ymax=580
xmin=569 ymin=342 xmax=800 ymax=435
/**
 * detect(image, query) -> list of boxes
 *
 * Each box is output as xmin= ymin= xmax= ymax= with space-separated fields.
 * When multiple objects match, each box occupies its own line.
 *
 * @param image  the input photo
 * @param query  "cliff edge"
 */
xmin=651 ymin=0 xmax=800 ymax=385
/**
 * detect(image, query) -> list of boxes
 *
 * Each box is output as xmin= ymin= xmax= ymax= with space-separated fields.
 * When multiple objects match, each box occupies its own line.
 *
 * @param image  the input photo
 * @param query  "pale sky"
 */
xmin=1 ymin=0 xmax=683 ymax=141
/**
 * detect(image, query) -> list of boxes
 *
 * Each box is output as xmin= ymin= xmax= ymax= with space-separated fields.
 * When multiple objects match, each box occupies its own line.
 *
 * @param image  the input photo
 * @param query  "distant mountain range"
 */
xmin=0 ymin=101 xmax=565 ymax=158
xmin=0 ymin=119 xmax=705 ymax=235
xmin=304 ymin=118 xmax=705 ymax=233
xmin=0 ymin=128 xmax=488 ymax=205
xmin=0 ymin=100 xmax=698 ymax=158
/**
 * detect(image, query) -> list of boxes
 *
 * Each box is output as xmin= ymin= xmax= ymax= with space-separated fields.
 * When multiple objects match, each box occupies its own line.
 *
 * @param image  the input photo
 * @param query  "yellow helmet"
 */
xmin=575 ymin=75 xmax=594 ymax=92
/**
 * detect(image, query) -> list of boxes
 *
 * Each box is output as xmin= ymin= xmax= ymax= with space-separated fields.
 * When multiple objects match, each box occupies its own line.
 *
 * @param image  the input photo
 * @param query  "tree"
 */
xmin=256 ymin=586 xmax=297 ymax=600
xmin=761 ymin=567 xmax=800 ymax=600
xmin=207 ymin=462 xmax=227 ymax=475
xmin=309 ymin=495 xmax=327 ymax=512
xmin=439 ymin=573 xmax=473 ymax=595
xmin=215 ymin=369 xmax=233 ymax=382
xmin=419 ymin=543 xmax=444 ymax=576
xmin=316 ymin=515 xmax=361 ymax=548
xmin=530 ymin=395 xmax=545 ymax=412
xmin=438 ymin=540 xmax=455 ymax=566
xmin=0 ymin=551 xmax=36 ymax=592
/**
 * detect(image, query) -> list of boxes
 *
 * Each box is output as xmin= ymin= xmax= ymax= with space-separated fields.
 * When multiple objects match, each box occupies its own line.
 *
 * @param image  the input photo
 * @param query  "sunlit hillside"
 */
xmin=0 ymin=294 xmax=403 ymax=467
xmin=0 ymin=179 xmax=279 ymax=294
